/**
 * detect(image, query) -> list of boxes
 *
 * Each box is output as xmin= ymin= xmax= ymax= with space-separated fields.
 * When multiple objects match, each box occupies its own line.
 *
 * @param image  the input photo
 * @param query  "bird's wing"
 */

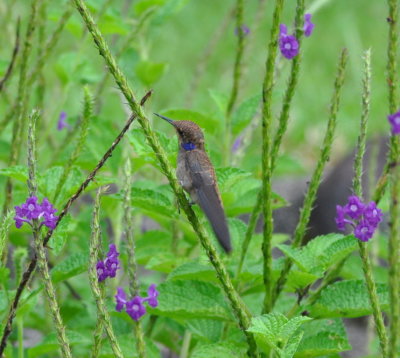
xmin=185 ymin=150 xmax=231 ymax=252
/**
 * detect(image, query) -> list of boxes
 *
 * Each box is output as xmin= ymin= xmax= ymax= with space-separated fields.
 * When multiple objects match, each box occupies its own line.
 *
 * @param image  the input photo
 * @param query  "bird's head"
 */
xmin=155 ymin=113 xmax=205 ymax=151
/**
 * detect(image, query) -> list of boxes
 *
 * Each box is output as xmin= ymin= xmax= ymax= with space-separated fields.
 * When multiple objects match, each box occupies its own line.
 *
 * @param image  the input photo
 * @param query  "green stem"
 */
xmin=226 ymin=0 xmax=245 ymax=117
xmin=71 ymin=0 xmax=257 ymax=355
xmin=27 ymin=111 xmax=72 ymax=358
xmin=261 ymin=0 xmax=285 ymax=314
xmin=2 ymin=0 xmax=42 ymax=214
xmin=179 ymin=331 xmax=192 ymax=358
xmin=358 ymin=241 xmax=389 ymax=357
xmin=17 ymin=317 xmax=23 ymax=358
xmin=387 ymin=1 xmax=400 ymax=357
xmin=123 ymin=160 xmax=146 ymax=358
xmin=271 ymin=49 xmax=348 ymax=307
xmin=89 ymin=187 xmax=124 ymax=358
xmin=237 ymin=0 xmax=305 ymax=280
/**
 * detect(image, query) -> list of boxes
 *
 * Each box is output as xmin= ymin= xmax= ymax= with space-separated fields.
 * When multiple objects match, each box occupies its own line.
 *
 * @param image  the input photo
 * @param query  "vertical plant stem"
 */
xmin=226 ymin=0 xmax=245 ymax=117
xmin=89 ymin=187 xmax=124 ymax=358
xmin=28 ymin=110 xmax=73 ymax=358
xmin=261 ymin=0 xmax=285 ymax=313
xmin=91 ymin=306 xmax=105 ymax=358
xmin=358 ymin=242 xmax=389 ymax=357
xmin=271 ymin=49 xmax=348 ymax=306
xmin=123 ymin=159 xmax=146 ymax=358
xmin=179 ymin=331 xmax=192 ymax=358
xmin=0 ymin=212 xmax=13 ymax=265
xmin=237 ymin=0 xmax=305 ymax=279
xmin=17 ymin=317 xmax=23 ymax=358
xmin=3 ymin=0 xmax=42 ymax=215
xmin=70 ymin=1 xmax=257 ymax=355
xmin=387 ymin=1 xmax=400 ymax=357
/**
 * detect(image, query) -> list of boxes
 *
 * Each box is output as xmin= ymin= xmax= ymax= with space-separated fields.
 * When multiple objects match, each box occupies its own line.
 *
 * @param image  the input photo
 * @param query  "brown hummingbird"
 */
xmin=155 ymin=113 xmax=232 ymax=253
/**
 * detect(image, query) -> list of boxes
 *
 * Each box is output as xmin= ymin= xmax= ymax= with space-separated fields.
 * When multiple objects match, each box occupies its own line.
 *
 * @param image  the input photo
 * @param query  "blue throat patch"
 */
xmin=182 ymin=142 xmax=196 ymax=151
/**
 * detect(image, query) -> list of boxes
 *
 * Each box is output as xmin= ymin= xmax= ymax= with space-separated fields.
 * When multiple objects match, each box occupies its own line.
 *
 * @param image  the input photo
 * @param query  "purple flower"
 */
xmin=235 ymin=25 xmax=250 ymax=37
xmin=388 ymin=110 xmax=400 ymax=135
xmin=279 ymin=24 xmax=299 ymax=59
xmin=126 ymin=296 xmax=147 ymax=321
xmin=143 ymin=284 xmax=159 ymax=308
xmin=343 ymin=195 xmax=364 ymax=219
xmin=14 ymin=196 xmax=58 ymax=230
xmin=57 ymin=112 xmax=70 ymax=131
xmin=304 ymin=13 xmax=314 ymax=37
xmin=354 ymin=220 xmax=375 ymax=242
xmin=335 ymin=196 xmax=383 ymax=242
xmin=115 ymin=287 xmax=127 ymax=312
xmin=363 ymin=201 xmax=383 ymax=227
xmin=96 ymin=244 xmax=120 ymax=282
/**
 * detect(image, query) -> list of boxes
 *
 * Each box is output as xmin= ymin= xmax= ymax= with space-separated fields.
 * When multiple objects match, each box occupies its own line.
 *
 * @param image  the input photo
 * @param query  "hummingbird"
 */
xmin=154 ymin=113 xmax=232 ymax=253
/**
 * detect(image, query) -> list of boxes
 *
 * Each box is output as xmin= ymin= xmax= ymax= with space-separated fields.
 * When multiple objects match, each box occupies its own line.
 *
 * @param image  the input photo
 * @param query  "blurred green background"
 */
xmin=0 ymin=0 xmax=391 ymax=178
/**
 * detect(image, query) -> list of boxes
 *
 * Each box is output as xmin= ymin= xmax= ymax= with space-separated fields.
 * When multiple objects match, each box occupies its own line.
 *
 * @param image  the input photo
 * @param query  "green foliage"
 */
xmin=309 ymin=280 xmax=389 ymax=318
xmin=248 ymin=313 xmax=311 ymax=357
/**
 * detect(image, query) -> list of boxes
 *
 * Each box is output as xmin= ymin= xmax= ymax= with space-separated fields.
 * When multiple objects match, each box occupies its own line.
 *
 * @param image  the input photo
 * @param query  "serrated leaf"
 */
xmin=145 ymin=252 xmax=185 ymax=273
xmin=100 ymin=335 xmax=160 ymax=358
xmin=0 ymin=165 xmax=28 ymax=182
xmin=161 ymin=109 xmax=220 ymax=134
xmin=296 ymin=319 xmax=352 ymax=357
xmin=191 ymin=342 xmax=247 ymax=358
xmin=151 ymin=280 xmax=232 ymax=321
xmin=248 ymin=313 xmax=310 ymax=355
xmin=51 ymin=252 xmax=89 ymax=283
xmin=278 ymin=234 xmax=357 ymax=276
xmin=309 ymin=280 xmax=389 ymax=318
xmin=48 ymin=214 xmax=74 ymax=255
xmin=185 ymin=319 xmax=223 ymax=342
xmin=231 ymin=94 xmax=261 ymax=135
xmin=215 ymin=167 xmax=251 ymax=193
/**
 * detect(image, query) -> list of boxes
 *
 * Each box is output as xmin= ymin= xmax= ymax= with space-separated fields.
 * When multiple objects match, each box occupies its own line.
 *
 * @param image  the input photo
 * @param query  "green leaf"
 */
xmin=231 ymin=94 xmax=261 ymax=135
xmin=136 ymin=60 xmax=168 ymax=86
xmin=191 ymin=342 xmax=247 ymax=358
xmin=309 ymin=280 xmax=389 ymax=318
xmin=296 ymin=319 xmax=352 ymax=357
xmin=28 ymin=330 xmax=91 ymax=358
xmin=215 ymin=167 xmax=251 ymax=193
xmin=208 ymin=89 xmax=228 ymax=118
xmin=168 ymin=261 xmax=217 ymax=283
xmin=48 ymin=214 xmax=74 ymax=255
xmin=185 ymin=319 xmax=223 ymax=342
xmin=161 ymin=109 xmax=220 ymax=134
xmin=278 ymin=234 xmax=357 ymax=276
xmin=151 ymin=280 xmax=232 ymax=321
xmin=0 ymin=165 xmax=28 ymax=182
xmin=248 ymin=313 xmax=310 ymax=356
xmin=134 ymin=0 xmax=166 ymax=16
xmin=51 ymin=252 xmax=89 ymax=283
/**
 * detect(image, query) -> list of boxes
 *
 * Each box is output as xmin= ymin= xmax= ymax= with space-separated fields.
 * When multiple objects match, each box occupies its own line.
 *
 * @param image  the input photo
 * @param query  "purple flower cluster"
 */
xmin=14 ymin=196 xmax=58 ymax=230
xmin=96 ymin=244 xmax=120 ymax=282
xmin=388 ymin=110 xmax=400 ymax=135
xmin=336 ymin=195 xmax=383 ymax=242
xmin=115 ymin=284 xmax=159 ymax=321
xmin=279 ymin=13 xmax=314 ymax=59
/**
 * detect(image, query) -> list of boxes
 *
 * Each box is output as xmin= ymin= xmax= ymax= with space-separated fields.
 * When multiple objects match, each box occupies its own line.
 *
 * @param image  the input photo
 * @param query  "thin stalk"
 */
xmin=123 ymin=159 xmax=146 ymax=358
xmin=3 ymin=0 xmax=42 ymax=215
xmin=226 ymin=0 xmax=245 ymax=117
xmin=237 ymin=0 xmax=305 ymax=279
xmin=358 ymin=242 xmax=389 ymax=357
xmin=387 ymin=1 xmax=400 ymax=357
xmin=0 ymin=212 xmax=13 ymax=265
xmin=70 ymin=1 xmax=257 ymax=355
xmin=17 ymin=318 xmax=23 ymax=358
xmin=91 ymin=306 xmax=105 ymax=358
xmin=261 ymin=0 xmax=285 ymax=313
xmin=89 ymin=187 xmax=123 ymax=358
xmin=28 ymin=110 xmax=72 ymax=358
xmin=179 ymin=331 xmax=192 ymax=358
xmin=0 ymin=18 xmax=20 ymax=93
xmin=0 ymin=6 xmax=72 ymax=134
xmin=0 ymin=92 xmax=152 ymax=355
xmin=271 ymin=49 xmax=348 ymax=306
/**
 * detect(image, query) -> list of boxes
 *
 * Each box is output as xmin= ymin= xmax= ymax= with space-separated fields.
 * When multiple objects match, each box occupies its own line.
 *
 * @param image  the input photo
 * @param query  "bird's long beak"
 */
xmin=154 ymin=113 xmax=174 ymax=125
